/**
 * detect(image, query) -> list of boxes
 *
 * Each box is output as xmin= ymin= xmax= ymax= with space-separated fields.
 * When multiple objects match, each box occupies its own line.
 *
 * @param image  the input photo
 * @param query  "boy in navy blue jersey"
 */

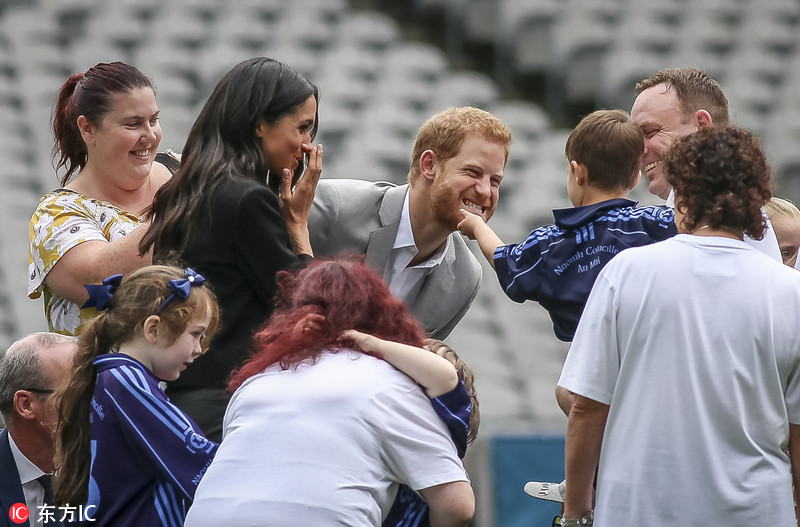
xmin=460 ymin=109 xmax=676 ymax=510
xmin=459 ymin=109 xmax=676 ymax=340
xmin=459 ymin=109 xmax=676 ymax=414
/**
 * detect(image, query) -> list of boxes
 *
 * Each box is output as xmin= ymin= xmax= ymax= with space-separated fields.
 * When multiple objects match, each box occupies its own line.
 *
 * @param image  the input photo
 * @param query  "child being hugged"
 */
xmin=343 ymin=330 xmax=479 ymax=527
xmin=53 ymin=265 xmax=220 ymax=526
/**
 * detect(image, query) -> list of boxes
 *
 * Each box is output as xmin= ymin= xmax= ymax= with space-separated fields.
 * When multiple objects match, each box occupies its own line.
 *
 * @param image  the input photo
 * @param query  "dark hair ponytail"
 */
xmin=52 ymin=73 xmax=88 ymax=186
xmin=53 ymin=316 xmax=111 ymax=506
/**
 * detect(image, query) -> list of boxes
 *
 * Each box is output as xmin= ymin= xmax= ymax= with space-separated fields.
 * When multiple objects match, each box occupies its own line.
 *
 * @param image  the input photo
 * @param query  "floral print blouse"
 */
xmin=28 ymin=189 xmax=141 ymax=335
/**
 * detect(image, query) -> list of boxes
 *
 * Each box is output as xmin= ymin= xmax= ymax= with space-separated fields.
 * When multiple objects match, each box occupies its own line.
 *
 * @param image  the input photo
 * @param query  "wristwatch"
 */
xmin=561 ymin=511 xmax=594 ymax=526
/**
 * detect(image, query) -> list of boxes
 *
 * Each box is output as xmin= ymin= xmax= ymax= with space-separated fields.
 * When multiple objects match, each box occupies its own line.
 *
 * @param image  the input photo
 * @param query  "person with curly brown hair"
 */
xmin=559 ymin=126 xmax=800 ymax=526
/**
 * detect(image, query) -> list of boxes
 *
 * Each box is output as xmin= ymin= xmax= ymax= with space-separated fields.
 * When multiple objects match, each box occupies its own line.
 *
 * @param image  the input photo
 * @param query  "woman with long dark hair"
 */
xmin=29 ymin=62 xmax=173 ymax=335
xmin=185 ymin=258 xmax=474 ymax=527
xmin=140 ymin=57 xmax=322 ymax=441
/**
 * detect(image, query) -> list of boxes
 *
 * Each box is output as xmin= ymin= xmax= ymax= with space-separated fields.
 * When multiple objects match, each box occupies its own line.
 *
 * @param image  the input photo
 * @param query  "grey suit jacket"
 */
xmin=309 ymin=179 xmax=481 ymax=340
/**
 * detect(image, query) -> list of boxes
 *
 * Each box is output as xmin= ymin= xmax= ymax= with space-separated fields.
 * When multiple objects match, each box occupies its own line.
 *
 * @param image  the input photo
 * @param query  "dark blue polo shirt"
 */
xmin=82 ymin=355 xmax=217 ymax=526
xmin=494 ymin=199 xmax=676 ymax=341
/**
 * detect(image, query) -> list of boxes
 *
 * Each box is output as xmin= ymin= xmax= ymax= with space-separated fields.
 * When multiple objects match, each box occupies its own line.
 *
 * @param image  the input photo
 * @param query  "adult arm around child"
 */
xmin=789 ymin=423 xmax=800 ymax=526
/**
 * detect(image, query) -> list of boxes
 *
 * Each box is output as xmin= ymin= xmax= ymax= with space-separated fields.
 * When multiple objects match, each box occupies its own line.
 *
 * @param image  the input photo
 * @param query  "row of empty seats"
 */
xmin=4 ymin=0 xmax=793 ymax=430
xmin=401 ymin=0 xmax=800 ymax=192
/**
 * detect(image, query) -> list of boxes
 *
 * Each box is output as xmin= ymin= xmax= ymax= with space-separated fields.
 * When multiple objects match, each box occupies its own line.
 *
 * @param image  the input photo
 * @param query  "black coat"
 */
xmin=168 ymin=177 xmax=304 ymax=389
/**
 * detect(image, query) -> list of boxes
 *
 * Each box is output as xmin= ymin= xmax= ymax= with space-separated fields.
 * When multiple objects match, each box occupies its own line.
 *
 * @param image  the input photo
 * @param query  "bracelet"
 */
xmin=561 ymin=510 xmax=594 ymax=526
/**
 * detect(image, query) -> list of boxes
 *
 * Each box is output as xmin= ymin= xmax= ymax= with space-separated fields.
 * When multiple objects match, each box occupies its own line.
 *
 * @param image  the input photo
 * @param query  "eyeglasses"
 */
xmin=22 ymin=388 xmax=54 ymax=395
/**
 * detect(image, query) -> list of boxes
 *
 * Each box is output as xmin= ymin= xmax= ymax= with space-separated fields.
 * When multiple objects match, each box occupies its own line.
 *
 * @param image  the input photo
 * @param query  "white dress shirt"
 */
xmin=8 ymin=433 xmax=48 ymax=527
xmin=386 ymin=191 xmax=451 ymax=304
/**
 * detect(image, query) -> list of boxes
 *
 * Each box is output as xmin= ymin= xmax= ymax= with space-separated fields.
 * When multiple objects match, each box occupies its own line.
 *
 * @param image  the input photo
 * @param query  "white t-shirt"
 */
xmin=666 ymin=189 xmax=782 ymax=261
xmin=184 ymin=350 xmax=468 ymax=527
xmin=559 ymin=234 xmax=800 ymax=525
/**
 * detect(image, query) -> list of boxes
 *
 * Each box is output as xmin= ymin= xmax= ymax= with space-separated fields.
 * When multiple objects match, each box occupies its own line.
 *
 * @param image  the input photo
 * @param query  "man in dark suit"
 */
xmin=0 ymin=333 xmax=75 ymax=527
xmin=308 ymin=107 xmax=512 ymax=339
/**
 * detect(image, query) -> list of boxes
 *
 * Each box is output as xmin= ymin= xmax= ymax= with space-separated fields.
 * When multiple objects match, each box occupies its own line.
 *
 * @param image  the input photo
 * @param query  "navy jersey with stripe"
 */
xmin=494 ymin=199 xmax=676 ymax=341
xmin=382 ymin=381 xmax=471 ymax=527
xmin=79 ymin=354 xmax=217 ymax=527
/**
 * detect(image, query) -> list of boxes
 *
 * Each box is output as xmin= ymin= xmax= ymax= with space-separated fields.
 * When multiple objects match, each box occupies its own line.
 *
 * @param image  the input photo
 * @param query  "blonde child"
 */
xmin=764 ymin=197 xmax=800 ymax=268
xmin=343 ymin=330 xmax=479 ymax=527
xmin=54 ymin=265 xmax=220 ymax=526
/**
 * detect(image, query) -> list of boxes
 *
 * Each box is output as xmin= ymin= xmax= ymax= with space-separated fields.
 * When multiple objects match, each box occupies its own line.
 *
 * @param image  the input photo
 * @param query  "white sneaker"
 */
xmin=524 ymin=479 xmax=566 ymax=503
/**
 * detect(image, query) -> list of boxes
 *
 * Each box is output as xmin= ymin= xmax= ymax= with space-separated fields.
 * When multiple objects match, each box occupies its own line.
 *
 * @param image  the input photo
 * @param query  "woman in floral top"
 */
xmin=28 ymin=62 xmax=173 ymax=335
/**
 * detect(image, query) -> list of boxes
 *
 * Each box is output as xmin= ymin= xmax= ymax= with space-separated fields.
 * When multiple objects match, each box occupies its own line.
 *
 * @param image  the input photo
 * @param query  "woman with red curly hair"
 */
xmin=184 ymin=258 xmax=474 ymax=527
xmin=559 ymin=126 xmax=800 ymax=526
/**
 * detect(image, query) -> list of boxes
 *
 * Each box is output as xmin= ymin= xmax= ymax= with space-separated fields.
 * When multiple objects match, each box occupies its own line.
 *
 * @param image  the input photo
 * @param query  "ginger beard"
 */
xmin=430 ymin=173 xmax=496 ymax=231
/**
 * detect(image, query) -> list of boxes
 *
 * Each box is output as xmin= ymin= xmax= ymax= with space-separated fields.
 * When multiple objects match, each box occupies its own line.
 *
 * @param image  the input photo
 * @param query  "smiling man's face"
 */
xmin=428 ymin=133 xmax=505 ymax=231
xmin=631 ymin=84 xmax=699 ymax=200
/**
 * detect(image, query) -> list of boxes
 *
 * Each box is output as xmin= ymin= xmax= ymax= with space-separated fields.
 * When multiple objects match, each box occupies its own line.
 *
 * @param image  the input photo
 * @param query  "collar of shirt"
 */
xmin=552 ymin=198 xmax=638 ymax=229
xmin=392 ymin=190 xmax=451 ymax=272
xmin=666 ymin=189 xmax=781 ymax=261
xmin=8 ymin=432 xmax=45 ymax=485
xmin=94 ymin=352 xmax=156 ymax=377
xmin=666 ymin=189 xmax=676 ymax=208
xmin=9 ymin=432 xmax=48 ymax=527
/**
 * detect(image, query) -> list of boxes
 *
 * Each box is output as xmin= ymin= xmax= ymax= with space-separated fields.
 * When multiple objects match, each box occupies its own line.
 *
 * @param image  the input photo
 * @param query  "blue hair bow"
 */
xmin=82 ymin=274 xmax=124 ymax=311
xmin=156 ymin=268 xmax=206 ymax=313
